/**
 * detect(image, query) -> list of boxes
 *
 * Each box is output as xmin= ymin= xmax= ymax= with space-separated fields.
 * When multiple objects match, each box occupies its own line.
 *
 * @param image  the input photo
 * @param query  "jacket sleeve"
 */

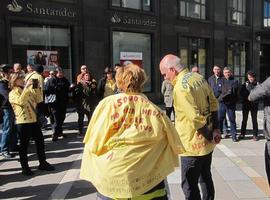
xmin=249 ymin=77 xmax=270 ymax=102
xmin=9 ymin=89 xmax=31 ymax=106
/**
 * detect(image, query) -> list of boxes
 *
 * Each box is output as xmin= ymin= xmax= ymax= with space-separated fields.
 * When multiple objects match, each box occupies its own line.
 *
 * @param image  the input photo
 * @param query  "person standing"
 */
xmin=45 ymin=67 xmax=70 ymax=141
xmin=249 ymin=77 xmax=270 ymax=185
xmin=0 ymin=64 xmax=16 ymax=158
xmin=208 ymin=65 xmax=230 ymax=137
xmin=74 ymin=72 xmax=98 ymax=135
xmin=161 ymin=77 xmax=174 ymax=120
xmin=159 ymin=54 xmax=221 ymax=200
xmin=218 ymin=67 xmax=239 ymax=142
xmin=9 ymin=72 xmax=54 ymax=175
xmin=97 ymin=67 xmax=116 ymax=99
xmin=239 ymin=71 xmax=259 ymax=141
xmin=81 ymin=64 xmax=185 ymax=199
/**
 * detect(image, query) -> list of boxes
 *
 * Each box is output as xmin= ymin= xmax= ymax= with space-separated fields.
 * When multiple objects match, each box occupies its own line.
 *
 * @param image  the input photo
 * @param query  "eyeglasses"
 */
xmin=81 ymin=68 xmax=87 ymax=70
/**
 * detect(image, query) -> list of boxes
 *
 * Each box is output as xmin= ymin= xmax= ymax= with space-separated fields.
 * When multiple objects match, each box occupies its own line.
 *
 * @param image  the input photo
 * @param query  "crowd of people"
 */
xmin=1 ymin=56 xmax=270 ymax=200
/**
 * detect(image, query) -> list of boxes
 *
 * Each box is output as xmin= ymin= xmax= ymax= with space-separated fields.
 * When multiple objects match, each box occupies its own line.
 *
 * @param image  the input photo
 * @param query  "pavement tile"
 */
xmin=252 ymin=177 xmax=270 ymax=197
xmin=240 ymin=166 xmax=262 ymax=178
xmin=212 ymin=157 xmax=236 ymax=168
xmin=227 ymin=180 xmax=268 ymax=199
xmin=231 ymin=148 xmax=257 ymax=156
xmin=167 ymin=169 xmax=181 ymax=184
xmin=215 ymin=167 xmax=249 ymax=181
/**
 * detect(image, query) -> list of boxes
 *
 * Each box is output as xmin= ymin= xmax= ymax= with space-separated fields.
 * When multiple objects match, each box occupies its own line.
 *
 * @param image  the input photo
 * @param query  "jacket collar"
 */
xmin=172 ymin=68 xmax=189 ymax=86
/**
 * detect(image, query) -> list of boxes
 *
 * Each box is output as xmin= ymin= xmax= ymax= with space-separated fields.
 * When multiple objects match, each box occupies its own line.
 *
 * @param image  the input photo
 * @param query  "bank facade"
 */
xmin=0 ymin=0 xmax=269 ymax=102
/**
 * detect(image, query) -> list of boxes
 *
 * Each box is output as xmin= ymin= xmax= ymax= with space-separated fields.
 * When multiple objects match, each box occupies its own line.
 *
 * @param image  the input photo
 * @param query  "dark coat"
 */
xmin=218 ymin=77 xmax=238 ymax=106
xmin=208 ymin=75 xmax=223 ymax=99
xmin=74 ymin=80 xmax=98 ymax=112
xmin=240 ymin=81 xmax=259 ymax=107
xmin=97 ymin=77 xmax=106 ymax=99
xmin=0 ymin=78 xmax=12 ymax=109
xmin=45 ymin=76 xmax=70 ymax=106
xmin=249 ymin=77 xmax=270 ymax=139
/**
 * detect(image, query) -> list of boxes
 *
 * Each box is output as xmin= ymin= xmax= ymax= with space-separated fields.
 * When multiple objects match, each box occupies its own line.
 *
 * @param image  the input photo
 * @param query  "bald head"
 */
xmin=159 ymin=54 xmax=184 ymax=82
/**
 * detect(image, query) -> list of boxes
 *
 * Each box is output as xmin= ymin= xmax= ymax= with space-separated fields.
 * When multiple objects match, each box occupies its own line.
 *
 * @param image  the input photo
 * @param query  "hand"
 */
xmin=212 ymin=129 xmax=221 ymax=144
xmin=25 ymin=80 xmax=33 ymax=88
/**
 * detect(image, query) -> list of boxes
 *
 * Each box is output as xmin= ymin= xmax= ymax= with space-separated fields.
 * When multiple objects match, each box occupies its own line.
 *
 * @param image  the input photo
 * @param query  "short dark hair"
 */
xmin=247 ymin=70 xmax=256 ymax=78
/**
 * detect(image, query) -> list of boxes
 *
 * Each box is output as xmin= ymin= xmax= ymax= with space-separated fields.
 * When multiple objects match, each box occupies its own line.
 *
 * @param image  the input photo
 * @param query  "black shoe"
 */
xmin=238 ymin=134 xmax=245 ymax=140
xmin=232 ymin=138 xmax=239 ymax=142
xmin=22 ymin=168 xmax=34 ymax=176
xmin=38 ymin=162 xmax=55 ymax=171
xmin=52 ymin=135 xmax=58 ymax=141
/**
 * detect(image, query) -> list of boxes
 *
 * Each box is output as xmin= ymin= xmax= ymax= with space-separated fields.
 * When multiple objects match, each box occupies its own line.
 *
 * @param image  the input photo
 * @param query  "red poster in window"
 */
xmin=120 ymin=52 xmax=143 ymax=68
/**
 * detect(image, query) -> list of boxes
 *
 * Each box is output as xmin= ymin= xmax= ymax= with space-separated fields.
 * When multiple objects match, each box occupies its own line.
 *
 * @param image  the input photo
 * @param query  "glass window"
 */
xmin=228 ymin=0 xmax=247 ymax=25
xmin=11 ymin=24 xmax=72 ymax=81
xmin=264 ymin=0 xmax=270 ymax=27
xmin=179 ymin=37 xmax=207 ymax=77
xmin=179 ymin=0 xmax=207 ymax=20
xmin=112 ymin=0 xmax=151 ymax=11
xmin=227 ymin=41 xmax=247 ymax=84
xmin=113 ymin=32 xmax=152 ymax=92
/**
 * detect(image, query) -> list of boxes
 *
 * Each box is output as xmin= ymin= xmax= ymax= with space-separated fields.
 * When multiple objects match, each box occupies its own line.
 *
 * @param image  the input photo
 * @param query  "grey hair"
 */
xmin=164 ymin=56 xmax=183 ymax=71
xmin=223 ymin=66 xmax=232 ymax=72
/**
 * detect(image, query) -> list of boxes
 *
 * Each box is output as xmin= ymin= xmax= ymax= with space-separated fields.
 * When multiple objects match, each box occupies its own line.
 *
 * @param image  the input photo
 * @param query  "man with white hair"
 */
xmin=159 ymin=54 xmax=221 ymax=200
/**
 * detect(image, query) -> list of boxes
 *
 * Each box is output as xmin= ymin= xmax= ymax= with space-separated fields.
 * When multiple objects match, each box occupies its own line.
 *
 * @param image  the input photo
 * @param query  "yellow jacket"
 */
xmin=172 ymin=68 xmax=218 ymax=156
xmin=25 ymin=71 xmax=44 ymax=92
xmin=80 ymin=93 xmax=185 ymax=198
xmin=9 ymin=86 xmax=43 ymax=124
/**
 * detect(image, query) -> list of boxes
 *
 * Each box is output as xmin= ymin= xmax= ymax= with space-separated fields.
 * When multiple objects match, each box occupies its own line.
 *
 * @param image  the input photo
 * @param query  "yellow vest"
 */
xmin=80 ymin=93 xmax=185 ymax=198
xmin=9 ymin=87 xmax=43 ymax=124
xmin=172 ymin=68 xmax=218 ymax=156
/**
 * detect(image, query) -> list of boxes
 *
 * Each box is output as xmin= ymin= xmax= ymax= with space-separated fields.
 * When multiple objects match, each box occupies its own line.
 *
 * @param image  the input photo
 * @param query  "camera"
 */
xmin=32 ymin=79 xmax=39 ymax=89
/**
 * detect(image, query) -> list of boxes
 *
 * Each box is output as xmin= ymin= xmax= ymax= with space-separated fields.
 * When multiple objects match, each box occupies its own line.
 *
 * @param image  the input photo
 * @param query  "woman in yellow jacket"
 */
xmin=80 ymin=64 xmax=186 ymax=199
xmin=9 ymin=72 xmax=54 ymax=176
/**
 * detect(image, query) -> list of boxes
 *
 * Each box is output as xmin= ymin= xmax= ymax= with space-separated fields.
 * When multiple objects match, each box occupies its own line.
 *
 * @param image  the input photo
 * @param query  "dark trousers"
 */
xmin=218 ymin=103 xmax=237 ymax=139
xmin=241 ymin=104 xmax=258 ymax=136
xmin=181 ymin=152 xmax=214 ymax=200
xmin=17 ymin=122 xmax=46 ymax=169
xmin=265 ymin=141 xmax=270 ymax=185
xmin=50 ymin=105 xmax=67 ymax=137
xmin=165 ymin=107 xmax=174 ymax=121
xmin=77 ymin=106 xmax=92 ymax=135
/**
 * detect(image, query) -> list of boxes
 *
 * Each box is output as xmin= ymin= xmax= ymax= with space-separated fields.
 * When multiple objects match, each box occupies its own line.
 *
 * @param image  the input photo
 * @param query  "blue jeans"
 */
xmin=218 ymin=103 xmax=237 ymax=139
xmin=1 ymin=109 xmax=15 ymax=153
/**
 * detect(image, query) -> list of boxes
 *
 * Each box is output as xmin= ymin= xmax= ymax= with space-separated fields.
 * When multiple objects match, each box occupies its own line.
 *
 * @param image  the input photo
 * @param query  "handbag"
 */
xmin=45 ymin=94 xmax=56 ymax=104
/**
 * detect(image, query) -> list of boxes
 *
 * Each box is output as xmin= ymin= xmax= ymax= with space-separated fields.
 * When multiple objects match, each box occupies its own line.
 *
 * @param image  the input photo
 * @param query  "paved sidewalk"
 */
xmin=0 ymin=109 xmax=270 ymax=199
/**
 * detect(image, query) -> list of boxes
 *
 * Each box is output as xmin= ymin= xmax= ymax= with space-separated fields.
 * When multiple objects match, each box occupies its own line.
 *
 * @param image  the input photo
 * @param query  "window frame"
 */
xmin=264 ymin=0 xmax=270 ymax=28
xmin=227 ymin=0 xmax=248 ymax=26
xmin=178 ymin=0 xmax=207 ymax=20
xmin=111 ymin=0 xmax=152 ymax=12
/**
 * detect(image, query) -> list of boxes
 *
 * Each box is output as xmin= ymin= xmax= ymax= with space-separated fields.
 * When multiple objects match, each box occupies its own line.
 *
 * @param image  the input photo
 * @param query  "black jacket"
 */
xmin=218 ymin=76 xmax=238 ymax=106
xmin=240 ymin=81 xmax=259 ymax=106
xmin=45 ymin=76 xmax=70 ymax=106
xmin=0 ymin=78 xmax=12 ymax=109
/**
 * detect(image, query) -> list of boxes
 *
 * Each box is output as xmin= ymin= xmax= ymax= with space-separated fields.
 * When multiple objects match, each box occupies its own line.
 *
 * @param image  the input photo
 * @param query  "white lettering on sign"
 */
xmin=120 ymin=52 xmax=143 ymax=61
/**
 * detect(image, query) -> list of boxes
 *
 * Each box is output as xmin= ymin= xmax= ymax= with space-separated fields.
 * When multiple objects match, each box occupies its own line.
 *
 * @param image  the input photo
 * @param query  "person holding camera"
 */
xmin=74 ymin=72 xmax=98 ymax=135
xmin=45 ymin=67 xmax=70 ymax=141
xmin=9 ymin=72 xmax=54 ymax=176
